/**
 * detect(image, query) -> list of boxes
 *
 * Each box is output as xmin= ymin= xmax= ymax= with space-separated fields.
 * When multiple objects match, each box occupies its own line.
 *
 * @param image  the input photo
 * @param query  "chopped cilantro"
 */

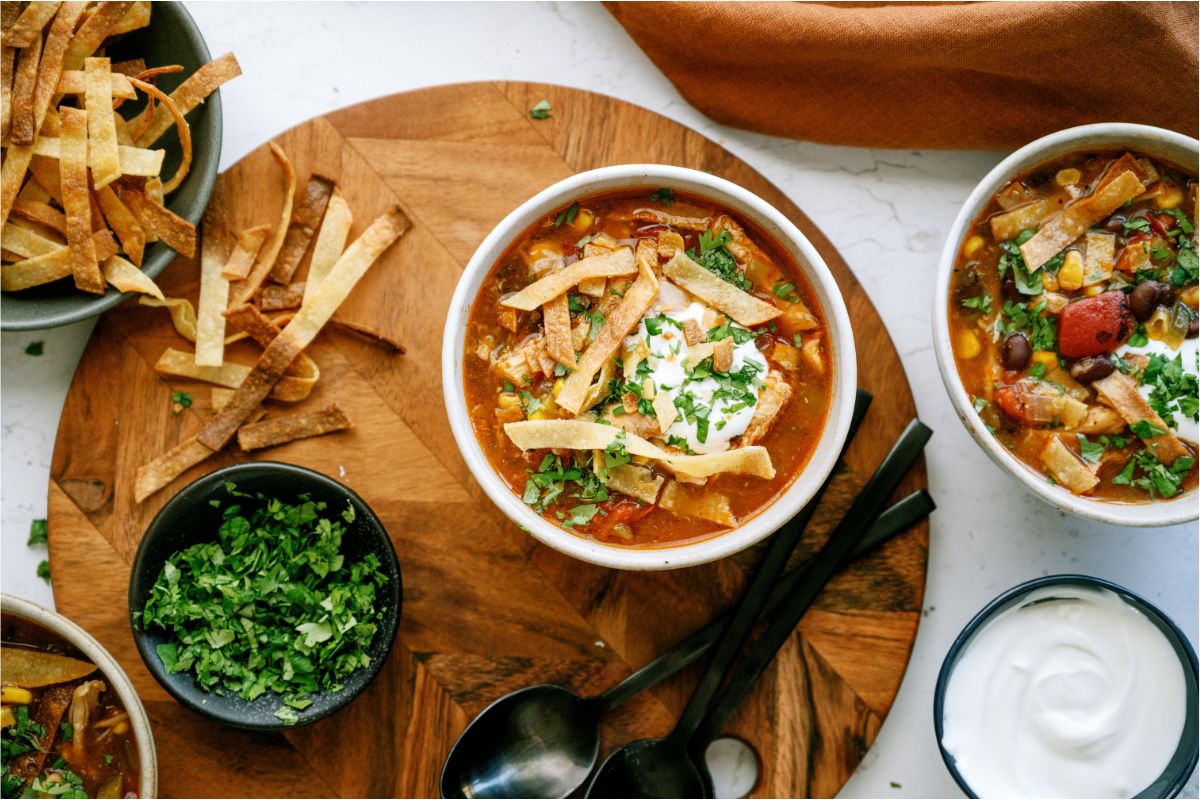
xmin=24 ymin=340 xmax=43 ymax=356
xmin=792 ymin=333 xmax=803 ymax=348
xmin=1141 ymin=351 xmax=1198 ymax=429
xmin=1130 ymin=420 xmax=1168 ymax=439
xmin=502 ymin=380 xmax=514 ymax=393
xmin=1170 ymin=242 xmax=1198 ymax=286
xmin=972 ymin=396 xmax=988 ymax=413
xmin=1076 ymin=434 xmax=1104 ymax=464
xmin=140 ymin=485 xmax=388 ymax=723
xmin=554 ymin=202 xmax=580 ymax=228
xmin=999 ymin=299 xmax=1056 ymax=351
xmin=1028 ymin=361 xmax=1046 ymax=380
xmin=1122 ymin=216 xmax=1152 ymax=236
xmin=772 ymin=280 xmax=800 ymax=303
xmin=585 ymin=310 xmax=606 ymax=341
xmin=529 ymin=99 xmax=552 ymax=120
xmin=648 ymin=188 xmax=674 ymax=206
xmin=706 ymin=320 xmax=756 ymax=345
xmin=1127 ymin=324 xmax=1149 ymax=347
xmin=1113 ymin=451 xmax=1194 ymax=499
xmin=687 ymin=229 xmax=750 ymax=291
xmin=28 ymin=518 xmax=47 ymax=546
xmin=961 ymin=294 xmax=993 ymax=314
xmin=171 ymin=391 xmax=193 ymax=412
xmin=575 ymin=234 xmax=593 ymax=249
xmin=37 ymin=560 xmax=50 ymax=583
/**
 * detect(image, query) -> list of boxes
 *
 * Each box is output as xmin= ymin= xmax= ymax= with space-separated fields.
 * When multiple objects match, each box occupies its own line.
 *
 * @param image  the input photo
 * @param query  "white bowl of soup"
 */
xmin=1 ymin=593 xmax=157 ymax=798
xmin=934 ymin=124 xmax=1199 ymax=527
xmin=443 ymin=165 xmax=856 ymax=569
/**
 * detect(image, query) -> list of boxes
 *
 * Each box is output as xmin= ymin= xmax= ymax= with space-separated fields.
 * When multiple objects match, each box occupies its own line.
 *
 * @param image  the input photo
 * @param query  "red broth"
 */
xmin=463 ymin=188 xmax=833 ymax=546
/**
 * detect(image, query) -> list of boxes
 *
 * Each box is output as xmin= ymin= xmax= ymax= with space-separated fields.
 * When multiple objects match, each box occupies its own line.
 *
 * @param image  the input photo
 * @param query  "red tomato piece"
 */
xmin=1057 ymin=291 xmax=1135 ymax=358
xmin=590 ymin=496 xmax=655 ymax=538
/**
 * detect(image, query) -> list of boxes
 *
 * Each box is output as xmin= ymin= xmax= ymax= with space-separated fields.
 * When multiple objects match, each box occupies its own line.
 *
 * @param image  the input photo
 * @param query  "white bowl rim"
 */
xmin=932 ymin=122 xmax=1200 ymax=527
xmin=442 ymin=164 xmax=857 ymax=569
xmin=1 ymin=593 xmax=158 ymax=798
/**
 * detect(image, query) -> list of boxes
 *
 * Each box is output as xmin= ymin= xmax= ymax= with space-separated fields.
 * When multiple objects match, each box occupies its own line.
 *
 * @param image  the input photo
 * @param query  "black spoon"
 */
xmin=440 ymin=389 xmax=871 ymax=800
xmin=585 ymin=419 xmax=933 ymax=799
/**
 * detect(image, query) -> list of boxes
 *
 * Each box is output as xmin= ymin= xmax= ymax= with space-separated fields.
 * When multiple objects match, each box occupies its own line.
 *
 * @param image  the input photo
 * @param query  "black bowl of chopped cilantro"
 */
xmin=128 ymin=462 xmax=402 ymax=730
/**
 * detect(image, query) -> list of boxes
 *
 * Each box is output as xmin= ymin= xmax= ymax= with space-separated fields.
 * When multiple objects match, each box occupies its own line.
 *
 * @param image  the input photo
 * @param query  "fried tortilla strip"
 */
xmin=2 ymin=3 xmax=59 ymax=48
xmin=504 ymin=419 xmax=776 ymax=480
xmin=632 ymin=206 xmax=712 ymax=231
xmin=501 ymin=248 xmax=636 ymax=311
xmin=56 ymin=69 xmax=136 ymax=98
xmin=236 ymin=403 xmax=352 ymax=451
xmin=62 ymin=2 xmax=135 ymax=70
xmin=988 ymin=197 xmax=1059 ymax=242
xmin=110 ymin=57 xmax=146 ymax=77
xmin=136 ymin=52 xmax=241 ymax=147
xmin=115 ymin=180 xmax=196 ymax=257
xmin=101 ymin=255 xmax=163 ymax=300
xmin=1 ymin=229 xmax=117 ymax=290
xmin=108 ymin=0 xmax=150 ymax=36
xmin=221 ymin=223 xmax=270 ymax=280
xmin=652 ymin=390 xmax=677 ymax=434
xmin=221 ymin=303 xmax=322 ymax=386
xmin=1 ymin=38 xmax=15 ymax=141
xmin=195 ymin=182 xmax=232 ymax=366
xmin=542 ymin=293 xmax=576 ymax=368
xmin=259 ymin=282 xmax=305 ymax=312
xmin=0 ymin=146 xmax=35 ymax=227
xmin=29 ymin=3 xmax=86 ymax=128
xmin=94 ymin=184 xmax=145 ymax=265
xmin=59 ymin=107 xmax=103 ymax=293
xmin=270 ymin=173 xmax=334 ymax=284
xmin=84 ymin=57 xmax=121 ymax=188
xmin=153 ymin=347 xmax=316 ymax=402
xmin=228 ymin=142 xmax=294 ymax=306
xmin=659 ymin=481 xmax=735 ymax=526
xmin=32 ymin=137 xmax=165 ymax=176
xmin=26 ymin=155 xmax=62 ymax=204
xmin=210 ymin=387 xmax=235 ymax=410
xmin=197 ymin=206 xmax=409 ymax=451
xmin=1083 ymin=231 xmax=1116 ymax=287
xmin=140 ymin=297 xmax=197 ymax=339
xmin=740 ymin=372 xmax=793 ymax=446
xmin=327 ymin=317 xmax=405 ymax=353
xmin=1093 ymin=371 xmax=1191 ymax=465
xmin=133 ymin=436 xmax=214 ymax=503
xmin=11 ymin=198 xmax=66 ymax=235
xmin=606 ymin=463 xmax=664 ymax=505
xmin=2 ymin=221 xmax=64 ymax=257
xmin=1020 ymin=171 xmax=1146 ymax=270
xmin=128 ymin=75 xmax=190 ymax=193
xmin=1040 ymin=435 xmax=1100 ymax=495
xmin=8 ymin=29 xmax=40 ymax=144
xmin=555 ymin=258 xmax=658 ymax=415
xmin=664 ymin=251 xmax=781 ymax=327
xmin=302 ymin=189 xmax=351 ymax=305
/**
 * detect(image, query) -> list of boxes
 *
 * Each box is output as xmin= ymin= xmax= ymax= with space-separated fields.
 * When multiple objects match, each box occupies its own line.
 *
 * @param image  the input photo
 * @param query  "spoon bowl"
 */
xmin=587 ymin=738 xmax=707 ymax=799
xmin=440 ymin=684 xmax=600 ymax=798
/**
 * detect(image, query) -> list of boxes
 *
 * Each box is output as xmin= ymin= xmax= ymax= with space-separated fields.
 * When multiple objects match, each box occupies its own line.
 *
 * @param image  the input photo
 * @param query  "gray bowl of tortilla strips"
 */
xmin=1 ymin=1 xmax=232 ymax=331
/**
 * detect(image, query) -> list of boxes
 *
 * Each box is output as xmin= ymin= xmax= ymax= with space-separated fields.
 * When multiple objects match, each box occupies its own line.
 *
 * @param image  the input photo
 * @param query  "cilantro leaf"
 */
xmin=529 ymin=99 xmax=552 ymax=120
xmin=28 ymin=518 xmax=47 ymax=546
xmin=24 ymin=341 xmax=43 ymax=356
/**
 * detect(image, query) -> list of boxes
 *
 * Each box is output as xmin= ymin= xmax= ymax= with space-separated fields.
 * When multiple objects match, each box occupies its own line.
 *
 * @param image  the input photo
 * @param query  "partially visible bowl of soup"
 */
xmin=443 ymin=165 xmax=856 ymax=570
xmin=935 ymin=123 xmax=1199 ymax=526
xmin=1 ymin=594 xmax=156 ymax=798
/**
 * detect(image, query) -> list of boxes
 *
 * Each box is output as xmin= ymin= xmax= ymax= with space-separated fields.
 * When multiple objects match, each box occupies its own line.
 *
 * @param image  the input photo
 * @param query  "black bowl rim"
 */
xmin=127 ymin=461 xmax=403 ymax=731
xmin=0 ymin=0 xmax=221 ymax=331
xmin=932 ymin=573 xmax=1199 ymax=799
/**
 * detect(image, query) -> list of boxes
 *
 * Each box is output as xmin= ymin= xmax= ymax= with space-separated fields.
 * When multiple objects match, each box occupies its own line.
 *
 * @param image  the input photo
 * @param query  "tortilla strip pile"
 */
xmin=1 ymin=3 xmax=240 ymax=296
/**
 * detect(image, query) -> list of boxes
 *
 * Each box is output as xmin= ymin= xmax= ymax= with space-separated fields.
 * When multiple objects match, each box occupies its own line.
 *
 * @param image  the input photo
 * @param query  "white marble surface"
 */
xmin=1 ymin=3 xmax=1195 ymax=797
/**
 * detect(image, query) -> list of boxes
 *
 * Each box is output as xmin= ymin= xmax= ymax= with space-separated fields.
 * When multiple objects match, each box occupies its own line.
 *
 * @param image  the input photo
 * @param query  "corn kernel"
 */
xmin=963 ymin=235 xmax=985 ymax=257
xmin=1042 ymin=270 xmax=1059 ymax=292
xmin=1180 ymin=284 xmax=1199 ymax=308
xmin=552 ymin=379 xmax=564 ymax=398
xmin=1055 ymin=168 xmax=1082 ymax=186
xmin=958 ymin=329 xmax=982 ymax=359
xmin=1032 ymin=351 xmax=1058 ymax=370
xmin=527 ymin=408 xmax=549 ymax=421
xmin=572 ymin=209 xmax=594 ymax=232
xmin=1156 ymin=186 xmax=1183 ymax=210
xmin=1084 ymin=283 xmax=1105 ymax=296
xmin=0 ymin=706 xmax=15 ymax=729
xmin=1058 ymin=250 xmax=1084 ymax=291
xmin=497 ymin=393 xmax=521 ymax=410
xmin=528 ymin=241 xmax=561 ymax=261
xmin=112 ymin=720 xmax=128 ymax=736
xmin=1 ymin=687 xmax=32 ymax=705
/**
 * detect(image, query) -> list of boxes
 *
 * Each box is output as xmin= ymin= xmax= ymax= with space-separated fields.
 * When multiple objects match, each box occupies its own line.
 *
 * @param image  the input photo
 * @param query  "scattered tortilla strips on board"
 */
xmin=303 ymin=189 xmax=352 ymax=304
xmin=501 ymin=248 xmax=636 ymax=311
xmin=197 ymin=206 xmax=410 ymax=451
xmin=194 ymin=183 xmax=232 ymax=366
xmin=259 ymin=281 xmax=305 ymax=312
xmin=140 ymin=296 xmax=198 ymax=341
xmin=327 ymin=317 xmax=406 ymax=354
xmin=222 ymin=303 xmax=322 ymax=385
xmin=222 ymin=223 xmax=271 ymax=280
xmin=271 ymin=173 xmax=335 ymax=284
xmin=236 ymin=403 xmax=352 ymax=451
xmin=663 ymin=251 xmax=782 ymax=327
xmin=102 ymin=255 xmax=163 ymax=300
xmin=229 ymin=142 xmax=295 ymax=306
xmin=133 ymin=436 xmax=213 ymax=503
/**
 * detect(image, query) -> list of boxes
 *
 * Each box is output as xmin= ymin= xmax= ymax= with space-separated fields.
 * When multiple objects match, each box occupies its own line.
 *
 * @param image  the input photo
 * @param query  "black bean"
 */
xmin=1104 ymin=215 xmax=1126 ymax=233
xmin=1129 ymin=280 xmax=1171 ymax=321
xmin=1188 ymin=314 xmax=1199 ymax=339
xmin=1069 ymin=356 xmax=1116 ymax=384
xmin=1002 ymin=333 xmax=1032 ymax=370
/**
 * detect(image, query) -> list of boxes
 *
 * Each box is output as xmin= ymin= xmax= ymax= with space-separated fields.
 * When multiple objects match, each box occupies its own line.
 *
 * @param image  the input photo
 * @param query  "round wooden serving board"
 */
xmin=47 ymin=83 xmax=929 ymax=798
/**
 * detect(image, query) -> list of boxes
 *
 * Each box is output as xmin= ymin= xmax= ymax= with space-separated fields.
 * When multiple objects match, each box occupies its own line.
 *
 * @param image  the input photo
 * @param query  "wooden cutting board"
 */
xmin=47 ymin=82 xmax=929 ymax=798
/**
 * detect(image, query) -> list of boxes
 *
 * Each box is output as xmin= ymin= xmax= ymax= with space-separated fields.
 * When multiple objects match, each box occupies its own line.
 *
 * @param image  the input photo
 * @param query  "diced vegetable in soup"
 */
xmin=949 ymin=151 xmax=1199 ymax=502
xmin=1 ymin=615 xmax=140 ymax=799
xmin=464 ymin=188 xmax=833 ymax=546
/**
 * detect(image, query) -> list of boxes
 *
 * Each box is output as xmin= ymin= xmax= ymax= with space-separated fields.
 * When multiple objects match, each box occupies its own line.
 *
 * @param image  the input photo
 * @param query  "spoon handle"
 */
xmin=662 ymin=390 xmax=873 ymax=742
xmin=595 ymin=487 xmax=934 ymax=712
xmin=692 ymin=419 xmax=932 ymax=747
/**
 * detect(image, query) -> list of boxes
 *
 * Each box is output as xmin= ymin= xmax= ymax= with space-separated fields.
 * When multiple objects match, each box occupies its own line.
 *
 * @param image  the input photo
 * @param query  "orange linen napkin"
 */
xmin=606 ymin=2 xmax=1199 ymax=149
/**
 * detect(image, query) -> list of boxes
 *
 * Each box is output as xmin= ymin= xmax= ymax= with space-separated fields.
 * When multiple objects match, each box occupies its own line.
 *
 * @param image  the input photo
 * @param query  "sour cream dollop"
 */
xmin=1115 ymin=335 xmax=1199 ymax=444
xmin=941 ymin=585 xmax=1188 ymax=799
xmin=624 ymin=299 xmax=767 ymax=454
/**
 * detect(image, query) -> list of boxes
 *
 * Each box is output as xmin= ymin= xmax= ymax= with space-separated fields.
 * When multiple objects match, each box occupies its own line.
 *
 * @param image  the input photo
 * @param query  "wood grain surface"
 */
xmin=47 ymin=82 xmax=929 ymax=798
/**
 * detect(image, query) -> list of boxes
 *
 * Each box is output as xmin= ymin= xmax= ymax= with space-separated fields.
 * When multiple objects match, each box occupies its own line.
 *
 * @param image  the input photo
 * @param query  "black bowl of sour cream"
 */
xmin=934 ymin=574 xmax=1198 ymax=799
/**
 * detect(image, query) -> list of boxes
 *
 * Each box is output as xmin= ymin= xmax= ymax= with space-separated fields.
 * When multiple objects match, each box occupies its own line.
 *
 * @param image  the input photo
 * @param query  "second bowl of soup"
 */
xmin=443 ymin=165 xmax=856 ymax=569
xmin=935 ymin=123 xmax=1198 ymax=526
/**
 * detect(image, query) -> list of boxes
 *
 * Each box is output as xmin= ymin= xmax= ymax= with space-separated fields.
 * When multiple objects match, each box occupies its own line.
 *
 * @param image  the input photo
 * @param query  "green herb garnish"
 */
xmin=28 ymin=518 xmax=47 ymax=546
xmin=960 ymin=294 xmax=993 ymax=315
xmin=687 ymin=229 xmax=750 ymax=291
xmin=529 ymin=99 xmax=552 ymax=120
xmin=648 ymin=188 xmax=674 ymax=206
xmin=24 ymin=341 xmax=43 ymax=356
